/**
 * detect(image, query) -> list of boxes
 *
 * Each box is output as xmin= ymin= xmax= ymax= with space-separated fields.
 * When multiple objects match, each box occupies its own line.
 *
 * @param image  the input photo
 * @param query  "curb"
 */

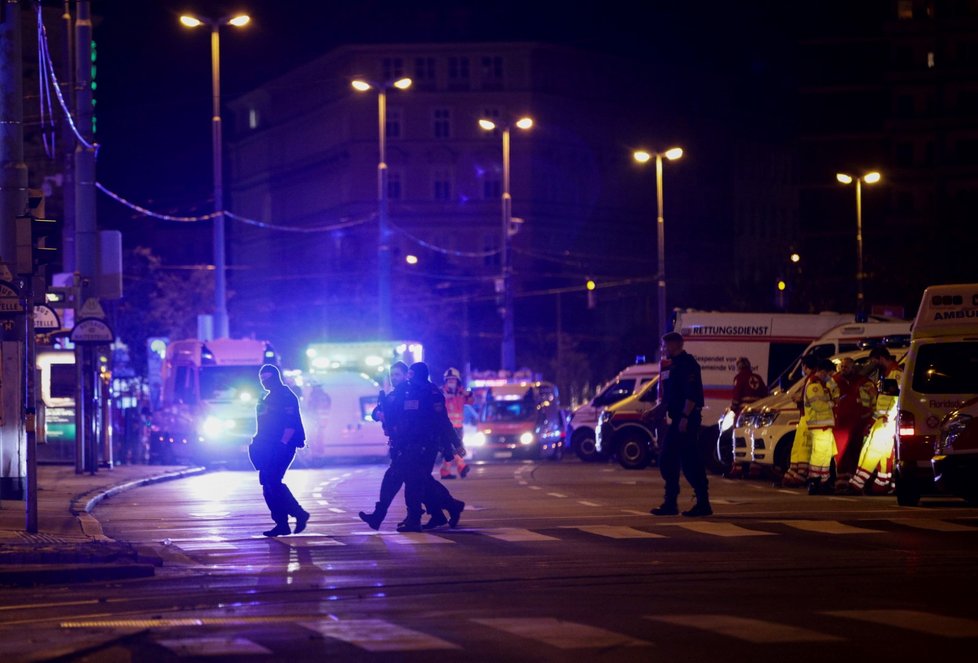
xmin=0 ymin=563 xmax=156 ymax=587
xmin=69 ymin=466 xmax=209 ymax=541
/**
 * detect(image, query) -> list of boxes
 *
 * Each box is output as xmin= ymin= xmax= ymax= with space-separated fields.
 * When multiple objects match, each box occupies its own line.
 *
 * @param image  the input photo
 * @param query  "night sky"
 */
xmin=90 ymin=0 xmax=797 ymax=235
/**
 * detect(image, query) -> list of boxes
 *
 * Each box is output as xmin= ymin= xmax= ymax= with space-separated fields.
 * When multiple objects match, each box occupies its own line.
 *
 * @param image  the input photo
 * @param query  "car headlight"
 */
xmin=464 ymin=431 xmax=487 ymax=448
xmin=519 ymin=432 xmax=535 ymax=446
xmin=720 ymin=410 xmax=736 ymax=432
xmin=202 ymin=416 xmax=235 ymax=439
xmin=757 ymin=411 xmax=778 ymax=428
xmin=600 ymin=411 xmax=613 ymax=424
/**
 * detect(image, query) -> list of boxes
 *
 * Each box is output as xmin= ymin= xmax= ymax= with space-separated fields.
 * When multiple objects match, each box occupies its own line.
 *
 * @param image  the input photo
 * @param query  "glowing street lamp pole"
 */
xmin=836 ymin=171 xmax=881 ymax=316
xmin=479 ymin=117 xmax=533 ymax=372
xmin=634 ymin=147 xmax=683 ymax=345
xmin=180 ymin=13 xmax=250 ymax=339
xmin=352 ymin=77 xmax=412 ymax=338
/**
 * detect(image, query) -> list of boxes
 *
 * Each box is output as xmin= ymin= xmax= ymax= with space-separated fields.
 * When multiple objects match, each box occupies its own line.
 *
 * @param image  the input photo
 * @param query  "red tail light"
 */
xmin=898 ymin=410 xmax=916 ymax=437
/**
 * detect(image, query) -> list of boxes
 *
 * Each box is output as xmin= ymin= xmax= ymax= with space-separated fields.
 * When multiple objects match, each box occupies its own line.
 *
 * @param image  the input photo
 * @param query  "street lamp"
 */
xmin=351 ymin=76 xmax=413 ymax=338
xmin=836 ymin=170 xmax=881 ymax=316
xmin=479 ymin=115 xmax=534 ymax=372
xmin=179 ymin=11 xmax=251 ymax=339
xmin=633 ymin=146 xmax=683 ymax=346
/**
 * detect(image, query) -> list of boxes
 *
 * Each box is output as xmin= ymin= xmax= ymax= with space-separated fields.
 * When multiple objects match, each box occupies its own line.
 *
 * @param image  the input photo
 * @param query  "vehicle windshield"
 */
xmin=483 ymin=400 xmax=535 ymax=422
xmin=596 ymin=379 xmax=636 ymax=405
xmin=912 ymin=342 xmax=978 ymax=394
xmin=199 ymin=365 xmax=264 ymax=402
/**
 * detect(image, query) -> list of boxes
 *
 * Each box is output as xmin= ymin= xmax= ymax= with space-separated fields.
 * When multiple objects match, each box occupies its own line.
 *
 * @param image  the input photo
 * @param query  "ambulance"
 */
xmin=894 ymin=284 xmax=978 ymax=506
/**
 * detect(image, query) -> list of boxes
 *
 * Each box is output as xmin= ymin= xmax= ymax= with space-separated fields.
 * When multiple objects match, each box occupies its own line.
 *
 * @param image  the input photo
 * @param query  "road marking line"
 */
xmin=518 ymin=481 xmax=528 ymax=486
xmin=769 ymin=520 xmax=884 ymax=535
xmin=313 ymin=493 xmax=323 ymax=499
xmin=176 ymin=542 xmax=238 ymax=551
xmin=826 ymin=497 xmax=857 ymax=502
xmin=482 ymin=528 xmax=560 ymax=542
xmin=823 ymin=610 xmax=978 ymax=637
xmin=329 ymin=507 xmax=345 ymax=514
xmin=777 ymin=489 xmax=797 ymax=495
xmin=317 ymin=500 xmax=329 ymax=506
xmin=570 ymin=525 xmax=666 ymax=539
xmin=528 ymin=486 xmax=542 ymax=490
xmin=302 ymin=619 xmax=459 ymax=651
xmin=381 ymin=533 xmax=455 ymax=545
xmin=547 ymin=492 xmax=568 ymax=498
xmin=156 ymin=637 xmax=273 ymax=655
xmin=473 ymin=617 xmax=650 ymax=649
xmin=675 ymin=522 xmax=776 ymax=538
xmin=888 ymin=518 xmax=978 ymax=533
xmin=280 ymin=537 xmax=345 ymax=547
xmin=621 ymin=509 xmax=650 ymax=516
xmin=646 ymin=615 xmax=842 ymax=643
xmin=577 ymin=500 xmax=601 ymax=507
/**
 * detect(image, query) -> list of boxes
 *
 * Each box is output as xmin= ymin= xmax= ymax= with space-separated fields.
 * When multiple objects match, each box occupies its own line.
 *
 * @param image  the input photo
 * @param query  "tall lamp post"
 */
xmin=836 ymin=170 xmax=881 ymax=318
xmin=634 ymin=147 xmax=683 ymax=346
xmin=479 ymin=116 xmax=533 ymax=373
xmin=179 ymin=12 xmax=251 ymax=340
xmin=352 ymin=77 xmax=412 ymax=338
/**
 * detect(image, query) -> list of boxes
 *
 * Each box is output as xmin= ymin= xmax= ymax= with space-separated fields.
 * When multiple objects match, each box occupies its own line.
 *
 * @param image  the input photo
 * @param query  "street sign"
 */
xmin=78 ymin=298 xmax=106 ymax=319
xmin=0 ymin=263 xmax=13 ymax=281
xmin=33 ymin=304 xmax=61 ymax=330
xmin=0 ymin=280 xmax=25 ymax=315
xmin=70 ymin=317 xmax=114 ymax=344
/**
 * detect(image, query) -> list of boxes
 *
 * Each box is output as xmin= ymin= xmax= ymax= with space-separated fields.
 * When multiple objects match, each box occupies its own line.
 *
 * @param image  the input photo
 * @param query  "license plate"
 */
xmin=493 ymin=451 xmax=513 ymax=459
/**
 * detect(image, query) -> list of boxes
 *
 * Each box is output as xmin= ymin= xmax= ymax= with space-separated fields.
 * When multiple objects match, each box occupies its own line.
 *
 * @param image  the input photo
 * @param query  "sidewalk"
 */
xmin=0 ymin=464 xmax=206 ymax=586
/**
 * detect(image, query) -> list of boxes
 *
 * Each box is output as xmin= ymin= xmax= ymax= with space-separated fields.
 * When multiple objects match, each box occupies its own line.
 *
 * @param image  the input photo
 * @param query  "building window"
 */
xmin=432 ymin=169 xmax=453 ymax=201
xmin=388 ymin=171 xmax=403 ymax=200
xmin=248 ymin=107 xmax=259 ymax=130
xmin=483 ymin=178 xmax=501 ymax=199
xmin=480 ymin=56 xmax=504 ymax=89
xmin=414 ymin=57 xmax=436 ymax=87
xmin=897 ymin=0 xmax=913 ymax=19
xmin=386 ymin=108 xmax=402 ymax=139
xmin=382 ymin=57 xmax=404 ymax=81
xmin=448 ymin=56 xmax=470 ymax=89
xmin=433 ymin=108 xmax=452 ymax=139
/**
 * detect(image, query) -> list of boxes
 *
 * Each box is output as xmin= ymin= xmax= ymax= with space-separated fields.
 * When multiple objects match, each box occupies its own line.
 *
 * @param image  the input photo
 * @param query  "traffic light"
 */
xmin=15 ymin=191 xmax=63 ymax=279
xmin=586 ymin=278 xmax=597 ymax=309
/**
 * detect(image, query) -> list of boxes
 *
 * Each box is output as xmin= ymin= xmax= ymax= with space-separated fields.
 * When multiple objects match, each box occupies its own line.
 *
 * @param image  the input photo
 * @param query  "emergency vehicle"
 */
xmin=566 ymin=360 xmax=659 ymax=463
xmin=463 ymin=382 xmax=565 ymax=461
xmin=895 ymin=284 xmax=978 ymax=506
xmin=151 ymin=339 xmax=278 ymax=464
xmin=595 ymin=377 xmax=661 ymax=469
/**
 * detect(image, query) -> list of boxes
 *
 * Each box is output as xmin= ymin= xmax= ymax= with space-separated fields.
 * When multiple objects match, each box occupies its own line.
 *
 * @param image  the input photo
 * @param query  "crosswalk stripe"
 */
xmin=380 ymin=533 xmax=455 ymax=545
xmin=279 ymin=536 xmax=345 ymax=547
xmin=176 ymin=542 xmax=238 ymax=551
xmin=823 ymin=610 xmax=978 ymax=637
xmin=473 ymin=617 xmax=651 ymax=649
xmin=482 ymin=528 xmax=561 ymax=542
xmin=156 ymin=637 xmax=272 ymax=656
xmin=301 ymin=619 xmax=459 ymax=651
xmin=888 ymin=518 xmax=978 ymax=533
xmin=770 ymin=520 xmax=884 ymax=535
xmin=547 ymin=492 xmax=568 ymax=498
xmin=646 ymin=615 xmax=842 ymax=643
xmin=675 ymin=522 xmax=775 ymax=538
xmin=569 ymin=525 xmax=666 ymax=539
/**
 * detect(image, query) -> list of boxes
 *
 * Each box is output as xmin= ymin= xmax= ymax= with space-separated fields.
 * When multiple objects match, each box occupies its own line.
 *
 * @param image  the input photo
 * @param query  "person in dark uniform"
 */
xmin=250 ymin=364 xmax=310 ymax=537
xmin=651 ymin=332 xmax=712 ymax=517
xmin=384 ymin=362 xmax=464 ymax=532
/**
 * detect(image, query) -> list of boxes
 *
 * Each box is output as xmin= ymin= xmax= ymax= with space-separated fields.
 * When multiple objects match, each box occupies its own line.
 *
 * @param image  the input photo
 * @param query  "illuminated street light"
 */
xmin=351 ymin=76 xmax=414 ymax=336
xmin=478 ymin=115 xmax=535 ymax=371
xmin=836 ymin=170 xmax=882 ymax=317
xmin=405 ymin=255 xmax=419 ymax=265
xmin=633 ymin=145 xmax=685 ymax=348
xmin=777 ymin=280 xmax=787 ymax=292
xmin=586 ymin=279 xmax=596 ymax=291
xmin=790 ymin=253 xmax=801 ymax=264
xmin=179 ymin=10 xmax=251 ymax=338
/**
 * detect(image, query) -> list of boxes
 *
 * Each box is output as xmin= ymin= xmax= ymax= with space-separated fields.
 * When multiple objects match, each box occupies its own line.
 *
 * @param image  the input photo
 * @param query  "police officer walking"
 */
xmin=250 ymin=364 xmax=310 ymax=537
xmin=384 ymin=362 xmax=464 ymax=533
xmin=651 ymin=332 xmax=712 ymax=518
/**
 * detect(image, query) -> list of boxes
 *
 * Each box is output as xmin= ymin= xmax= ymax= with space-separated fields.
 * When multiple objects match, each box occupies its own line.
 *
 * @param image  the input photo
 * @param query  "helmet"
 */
xmin=444 ymin=367 xmax=461 ymax=382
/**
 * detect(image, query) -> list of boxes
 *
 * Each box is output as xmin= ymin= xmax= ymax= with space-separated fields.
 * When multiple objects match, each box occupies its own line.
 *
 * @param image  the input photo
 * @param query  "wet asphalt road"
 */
xmin=1 ymin=459 xmax=977 ymax=662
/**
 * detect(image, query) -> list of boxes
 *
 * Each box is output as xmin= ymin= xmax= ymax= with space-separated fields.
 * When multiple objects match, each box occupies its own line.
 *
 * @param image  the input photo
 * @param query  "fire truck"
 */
xmin=150 ymin=339 xmax=277 ymax=464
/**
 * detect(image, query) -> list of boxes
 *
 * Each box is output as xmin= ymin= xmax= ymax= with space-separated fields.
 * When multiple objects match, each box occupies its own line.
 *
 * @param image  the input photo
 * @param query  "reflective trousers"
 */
xmin=851 ymin=417 xmax=895 ymax=488
xmin=785 ymin=416 xmax=812 ymax=482
xmin=808 ymin=427 xmax=836 ymax=484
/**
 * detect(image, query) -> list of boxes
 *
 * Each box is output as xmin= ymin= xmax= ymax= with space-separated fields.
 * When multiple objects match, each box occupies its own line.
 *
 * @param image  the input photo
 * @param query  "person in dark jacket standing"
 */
xmin=651 ymin=332 xmax=712 ymax=517
xmin=250 ymin=364 xmax=310 ymax=537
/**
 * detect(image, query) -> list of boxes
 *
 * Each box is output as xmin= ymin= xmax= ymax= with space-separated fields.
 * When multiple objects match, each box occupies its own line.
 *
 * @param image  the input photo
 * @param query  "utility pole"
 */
xmin=74 ymin=0 xmax=97 ymax=473
xmin=0 ymin=0 xmax=29 ymax=505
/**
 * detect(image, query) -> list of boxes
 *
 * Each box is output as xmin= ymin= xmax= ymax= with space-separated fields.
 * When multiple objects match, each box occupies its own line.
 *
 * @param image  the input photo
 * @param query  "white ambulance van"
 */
xmin=894 ymin=284 xmax=978 ymax=506
xmin=567 ymin=361 xmax=659 ymax=463
xmin=674 ymin=311 xmax=855 ymax=443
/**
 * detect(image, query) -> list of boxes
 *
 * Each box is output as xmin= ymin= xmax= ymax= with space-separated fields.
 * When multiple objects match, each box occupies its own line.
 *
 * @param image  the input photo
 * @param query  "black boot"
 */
xmin=422 ymin=511 xmax=449 ymax=529
xmin=397 ymin=509 xmax=424 ymax=533
xmin=448 ymin=500 xmax=465 ymax=529
xmin=650 ymin=502 xmax=679 ymax=516
xmin=294 ymin=509 xmax=310 ymax=534
xmin=682 ymin=501 xmax=713 ymax=517
xmin=358 ymin=502 xmax=387 ymax=531
xmin=263 ymin=523 xmax=291 ymax=537
xmin=807 ymin=479 xmax=821 ymax=495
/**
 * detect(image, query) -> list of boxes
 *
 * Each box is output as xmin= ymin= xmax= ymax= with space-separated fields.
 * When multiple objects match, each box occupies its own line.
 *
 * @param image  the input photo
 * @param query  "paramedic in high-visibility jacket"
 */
xmin=804 ymin=357 xmax=839 ymax=494
xmin=650 ymin=332 xmax=711 ymax=517
xmin=847 ymin=347 xmax=903 ymax=495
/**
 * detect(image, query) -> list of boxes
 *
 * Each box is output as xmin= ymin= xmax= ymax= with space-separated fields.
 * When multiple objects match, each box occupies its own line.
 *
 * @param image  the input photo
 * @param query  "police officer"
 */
xmin=650 ymin=332 xmax=712 ymax=517
xmin=385 ymin=362 xmax=464 ymax=532
xmin=359 ymin=361 xmax=410 ymax=530
xmin=250 ymin=364 xmax=310 ymax=537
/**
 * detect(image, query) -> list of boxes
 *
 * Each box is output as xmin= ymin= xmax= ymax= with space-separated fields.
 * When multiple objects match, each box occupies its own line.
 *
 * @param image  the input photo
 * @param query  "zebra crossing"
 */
xmin=63 ymin=609 xmax=978 ymax=657
xmin=164 ymin=517 xmax=978 ymax=556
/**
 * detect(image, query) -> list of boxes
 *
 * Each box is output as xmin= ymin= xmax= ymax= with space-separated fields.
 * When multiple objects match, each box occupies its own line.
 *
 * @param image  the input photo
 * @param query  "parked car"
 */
xmin=595 ymin=378 xmax=661 ymax=470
